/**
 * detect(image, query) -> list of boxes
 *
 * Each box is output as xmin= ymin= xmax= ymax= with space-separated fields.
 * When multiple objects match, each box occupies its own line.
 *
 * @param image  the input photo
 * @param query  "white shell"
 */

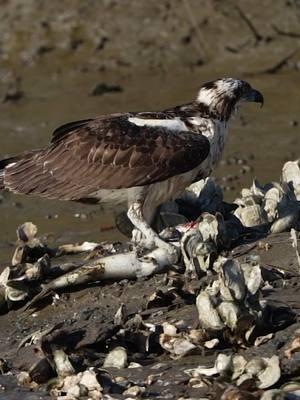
xmin=53 ymin=349 xmax=75 ymax=377
xmin=17 ymin=222 xmax=38 ymax=242
xmin=240 ymin=262 xmax=262 ymax=295
xmin=79 ymin=369 xmax=102 ymax=391
xmin=103 ymin=346 xmax=128 ymax=369
xmin=220 ymin=259 xmax=246 ymax=301
xmin=217 ymin=301 xmax=239 ymax=330
xmin=270 ymin=205 xmax=299 ymax=233
xmin=234 ymin=204 xmax=268 ymax=227
xmin=251 ymin=179 xmax=266 ymax=199
xmin=257 ymin=356 xmax=281 ymax=389
xmin=263 ymin=186 xmax=282 ymax=222
xmin=196 ymin=291 xmax=224 ymax=330
xmin=231 ymin=355 xmax=247 ymax=380
xmin=282 ymin=160 xmax=300 ymax=200
xmin=215 ymin=353 xmax=233 ymax=374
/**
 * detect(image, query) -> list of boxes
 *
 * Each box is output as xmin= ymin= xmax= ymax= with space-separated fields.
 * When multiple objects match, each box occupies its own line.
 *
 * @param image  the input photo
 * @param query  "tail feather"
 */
xmin=0 ymin=156 xmax=18 ymax=190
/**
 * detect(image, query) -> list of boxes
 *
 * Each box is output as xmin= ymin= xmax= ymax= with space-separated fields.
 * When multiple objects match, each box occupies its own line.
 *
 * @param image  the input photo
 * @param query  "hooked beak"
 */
xmin=246 ymin=88 xmax=264 ymax=107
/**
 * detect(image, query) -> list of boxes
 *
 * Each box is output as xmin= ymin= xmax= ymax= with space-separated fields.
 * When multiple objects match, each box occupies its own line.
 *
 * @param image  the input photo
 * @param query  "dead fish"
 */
xmin=24 ymin=247 xmax=175 ymax=310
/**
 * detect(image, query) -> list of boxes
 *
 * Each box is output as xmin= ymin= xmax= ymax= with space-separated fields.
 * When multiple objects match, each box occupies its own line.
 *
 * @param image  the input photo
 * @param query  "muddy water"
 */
xmin=0 ymin=65 xmax=299 ymax=265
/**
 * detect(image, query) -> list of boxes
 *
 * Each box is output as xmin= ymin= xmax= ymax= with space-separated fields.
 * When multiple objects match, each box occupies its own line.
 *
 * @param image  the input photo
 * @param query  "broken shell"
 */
xmin=114 ymin=303 xmax=127 ymax=326
xmin=79 ymin=369 xmax=102 ymax=392
xmin=284 ymin=333 xmax=300 ymax=358
xmin=188 ymin=328 xmax=209 ymax=344
xmin=281 ymin=380 xmax=300 ymax=392
xmin=270 ymin=205 xmax=299 ymax=233
xmin=6 ymin=286 xmax=28 ymax=302
xmin=240 ymin=188 xmax=253 ymax=199
xmin=282 ymin=160 xmax=300 ymax=200
xmin=0 ymin=267 xmax=10 ymax=286
xmin=251 ymin=179 xmax=266 ymax=199
xmin=259 ymin=390 xmax=285 ymax=400
xmin=263 ymin=186 xmax=283 ymax=222
xmin=245 ymin=356 xmax=267 ymax=376
xmin=215 ymin=353 xmax=233 ymax=375
xmin=185 ymin=363 xmax=218 ymax=377
xmin=231 ymin=355 xmax=247 ymax=380
xmin=17 ymin=371 xmax=32 ymax=386
xmin=217 ymin=301 xmax=239 ymax=330
xmin=234 ymin=203 xmax=268 ymax=227
xmin=181 ymin=212 xmax=228 ymax=275
xmin=196 ymin=291 xmax=224 ymax=330
xmin=204 ymin=338 xmax=219 ymax=349
xmin=53 ymin=349 xmax=75 ymax=377
xmin=238 ymin=356 xmax=281 ymax=389
xmin=128 ymin=362 xmax=142 ymax=368
xmin=103 ymin=346 xmax=127 ymax=369
xmin=240 ymin=261 xmax=261 ymax=295
xmin=66 ymin=384 xmax=80 ymax=398
xmin=170 ymin=338 xmax=197 ymax=359
xmin=254 ymin=333 xmax=273 ymax=346
xmin=162 ymin=322 xmax=177 ymax=336
xmin=56 ymin=369 xmax=102 ymax=398
xmin=17 ymin=222 xmax=38 ymax=242
xmin=123 ymin=385 xmax=146 ymax=397
xmin=256 ymin=356 xmax=281 ymax=389
xmin=220 ymin=259 xmax=246 ymax=302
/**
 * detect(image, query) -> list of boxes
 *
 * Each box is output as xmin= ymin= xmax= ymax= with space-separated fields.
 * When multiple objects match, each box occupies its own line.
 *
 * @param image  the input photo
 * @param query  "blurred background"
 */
xmin=0 ymin=0 xmax=299 ymax=261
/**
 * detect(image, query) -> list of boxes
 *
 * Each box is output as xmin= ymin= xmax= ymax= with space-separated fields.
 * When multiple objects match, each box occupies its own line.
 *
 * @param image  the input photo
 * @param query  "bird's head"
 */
xmin=196 ymin=78 xmax=264 ymax=121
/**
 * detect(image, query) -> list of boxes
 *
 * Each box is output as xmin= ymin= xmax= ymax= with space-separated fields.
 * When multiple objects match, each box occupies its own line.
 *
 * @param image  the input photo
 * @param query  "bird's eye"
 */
xmin=242 ymin=83 xmax=251 ymax=93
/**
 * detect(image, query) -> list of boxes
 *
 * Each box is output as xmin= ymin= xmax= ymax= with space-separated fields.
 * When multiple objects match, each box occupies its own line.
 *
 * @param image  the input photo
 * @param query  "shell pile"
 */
xmin=195 ymin=256 xmax=263 ymax=341
xmin=180 ymin=212 xmax=229 ymax=275
xmin=1 ymin=160 xmax=300 ymax=399
xmin=185 ymin=353 xmax=281 ymax=390
xmin=233 ymin=160 xmax=300 ymax=233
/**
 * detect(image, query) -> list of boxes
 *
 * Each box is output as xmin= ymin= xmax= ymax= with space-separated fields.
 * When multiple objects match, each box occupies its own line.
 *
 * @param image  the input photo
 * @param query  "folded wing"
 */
xmin=3 ymin=116 xmax=210 ymax=201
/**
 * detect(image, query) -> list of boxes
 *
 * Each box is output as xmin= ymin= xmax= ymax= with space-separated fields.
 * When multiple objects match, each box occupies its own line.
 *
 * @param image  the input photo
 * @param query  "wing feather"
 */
xmin=4 ymin=116 xmax=210 ymax=201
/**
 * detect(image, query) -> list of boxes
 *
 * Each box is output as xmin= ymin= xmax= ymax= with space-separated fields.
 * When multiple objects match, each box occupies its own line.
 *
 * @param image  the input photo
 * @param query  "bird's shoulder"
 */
xmin=50 ymin=105 xmax=210 ymax=146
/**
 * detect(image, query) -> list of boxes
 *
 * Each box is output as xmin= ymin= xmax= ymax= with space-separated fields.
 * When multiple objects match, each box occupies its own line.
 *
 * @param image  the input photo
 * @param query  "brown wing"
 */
xmin=3 ymin=116 xmax=210 ymax=201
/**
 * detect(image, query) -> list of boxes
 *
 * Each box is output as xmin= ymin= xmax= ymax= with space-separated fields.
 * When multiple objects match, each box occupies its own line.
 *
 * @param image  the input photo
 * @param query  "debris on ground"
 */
xmin=0 ymin=160 xmax=300 ymax=399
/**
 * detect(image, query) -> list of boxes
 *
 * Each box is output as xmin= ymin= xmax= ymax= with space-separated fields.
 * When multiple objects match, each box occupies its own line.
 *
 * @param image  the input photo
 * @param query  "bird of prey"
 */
xmin=0 ymin=78 xmax=263 ymax=258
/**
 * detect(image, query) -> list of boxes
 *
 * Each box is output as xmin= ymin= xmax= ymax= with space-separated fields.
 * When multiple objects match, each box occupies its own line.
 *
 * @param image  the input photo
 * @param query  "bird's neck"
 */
xmin=196 ymin=90 xmax=237 ymax=121
xmin=186 ymin=113 xmax=229 ymax=171
xmin=175 ymin=99 xmax=236 ymax=122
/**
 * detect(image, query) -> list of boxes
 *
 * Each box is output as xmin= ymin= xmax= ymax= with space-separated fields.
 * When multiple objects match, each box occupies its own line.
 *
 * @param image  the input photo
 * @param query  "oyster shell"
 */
xmin=196 ymin=291 xmax=224 ymax=330
xmin=234 ymin=202 xmax=268 ymax=228
xmin=103 ymin=346 xmax=128 ymax=369
xmin=282 ymin=160 xmax=300 ymax=200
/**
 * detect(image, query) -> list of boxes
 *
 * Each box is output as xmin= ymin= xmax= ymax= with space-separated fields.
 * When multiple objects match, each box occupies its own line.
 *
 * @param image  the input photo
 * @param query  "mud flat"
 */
xmin=0 ymin=163 xmax=300 ymax=398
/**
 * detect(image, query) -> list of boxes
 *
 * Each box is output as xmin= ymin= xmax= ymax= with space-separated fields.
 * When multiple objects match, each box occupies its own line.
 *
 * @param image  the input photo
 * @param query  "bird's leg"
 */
xmin=127 ymin=202 xmax=178 ymax=259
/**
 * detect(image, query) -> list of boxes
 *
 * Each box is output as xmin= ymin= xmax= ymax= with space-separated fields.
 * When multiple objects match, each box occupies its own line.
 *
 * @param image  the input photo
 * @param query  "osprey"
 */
xmin=0 ymin=78 xmax=263 ymax=257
